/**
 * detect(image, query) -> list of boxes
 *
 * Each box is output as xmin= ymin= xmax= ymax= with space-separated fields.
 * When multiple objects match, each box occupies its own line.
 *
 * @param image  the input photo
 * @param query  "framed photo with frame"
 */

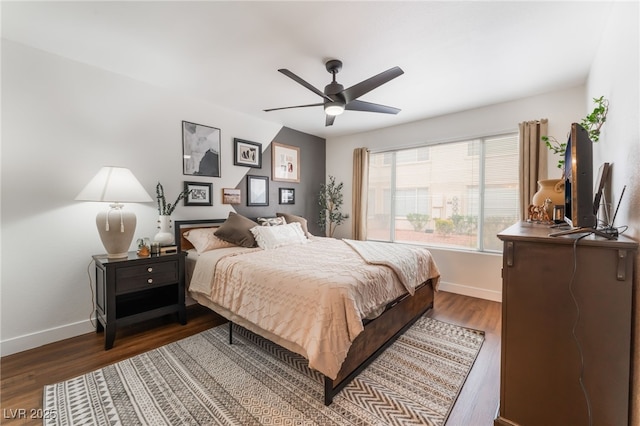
xmin=233 ymin=138 xmax=262 ymax=168
xmin=279 ymin=188 xmax=295 ymax=205
xmin=184 ymin=181 xmax=213 ymax=206
xmin=272 ymin=142 xmax=300 ymax=183
xmin=182 ymin=121 xmax=221 ymax=177
xmin=222 ymin=188 xmax=241 ymax=205
xmin=247 ymin=175 xmax=269 ymax=206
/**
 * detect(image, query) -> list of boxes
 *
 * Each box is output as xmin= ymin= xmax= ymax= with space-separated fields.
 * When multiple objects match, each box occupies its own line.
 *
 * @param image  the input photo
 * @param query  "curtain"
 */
xmin=352 ymin=147 xmax=369 ymax=240
xmin=519 ymin=119 xmax=548 ymax=220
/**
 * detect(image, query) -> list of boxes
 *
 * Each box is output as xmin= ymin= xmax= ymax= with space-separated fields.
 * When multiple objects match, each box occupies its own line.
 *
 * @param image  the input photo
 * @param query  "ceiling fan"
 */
xmin=264 ymin=59 xmax=404 ymax=126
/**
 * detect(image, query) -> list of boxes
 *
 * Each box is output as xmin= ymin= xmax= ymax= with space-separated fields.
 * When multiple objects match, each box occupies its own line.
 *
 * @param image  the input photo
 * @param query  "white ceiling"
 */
xmin=2 ymin=1 xmax=616 ymax=138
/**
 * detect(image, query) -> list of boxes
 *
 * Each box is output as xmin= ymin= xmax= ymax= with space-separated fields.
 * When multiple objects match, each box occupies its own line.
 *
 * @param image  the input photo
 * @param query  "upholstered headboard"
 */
xmin=174 ymin=219 xmax=226 ymax=252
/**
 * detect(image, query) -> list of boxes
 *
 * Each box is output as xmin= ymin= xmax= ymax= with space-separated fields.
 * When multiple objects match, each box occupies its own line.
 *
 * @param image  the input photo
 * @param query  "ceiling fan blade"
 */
xmin=263 ymin=102 xmax=324 ymax=112
xmin=278 ymin=69 xmax=334 ymax=102
xmin=345 ymin=100 xmax=401 ymax=114
xmin=325 ymin=115 xmax=336 ymax=127
xmin=342 ymin=66 xmax=404 ymax=103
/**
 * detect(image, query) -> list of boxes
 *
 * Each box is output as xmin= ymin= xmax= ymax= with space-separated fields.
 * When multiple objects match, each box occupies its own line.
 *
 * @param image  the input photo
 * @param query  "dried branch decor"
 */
xmin=156 ymin=182 xmax=191 ymax=216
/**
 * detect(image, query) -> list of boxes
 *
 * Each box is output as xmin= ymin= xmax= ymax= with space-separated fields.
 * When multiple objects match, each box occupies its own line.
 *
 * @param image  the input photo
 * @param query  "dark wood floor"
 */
xmin=0 ymin=291 xmax=501 ymax=425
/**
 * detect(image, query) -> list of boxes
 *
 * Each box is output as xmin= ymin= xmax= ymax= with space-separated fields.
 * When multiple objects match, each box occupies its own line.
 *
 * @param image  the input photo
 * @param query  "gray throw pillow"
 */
xmin=214 ymin=212 xmax=259 ymax=247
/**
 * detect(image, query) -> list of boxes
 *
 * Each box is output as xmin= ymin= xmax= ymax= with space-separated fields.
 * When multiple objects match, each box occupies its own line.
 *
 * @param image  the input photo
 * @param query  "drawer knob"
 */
xmin=147 ymin=267 xmax=153 ymax=273
xmin=147 ymin=278 xmax=153 ymax=284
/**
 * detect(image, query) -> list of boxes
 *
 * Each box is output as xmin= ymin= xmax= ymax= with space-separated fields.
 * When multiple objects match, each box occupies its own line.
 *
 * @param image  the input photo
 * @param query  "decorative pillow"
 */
xmin=276 ymin=212 xmax=312 ymax=237
xmin=183 ymin=228 xmax=236 ymax=254
xmin=214 ymin=212 xmax=259 ymax=248
xmin=257 ymin=216 xmax=287 ymax=227
xmin=250 ymin=222 xmax=308 ymax=250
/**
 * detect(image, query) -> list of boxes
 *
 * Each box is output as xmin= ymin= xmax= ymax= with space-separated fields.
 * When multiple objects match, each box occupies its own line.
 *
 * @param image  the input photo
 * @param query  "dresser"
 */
xmin=495 ymin=222 xmax=637 ymax=426
xmin=93 ymin=251 xmax=187 ymax=349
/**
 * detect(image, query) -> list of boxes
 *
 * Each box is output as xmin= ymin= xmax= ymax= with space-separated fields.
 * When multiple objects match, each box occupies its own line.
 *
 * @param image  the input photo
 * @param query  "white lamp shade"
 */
xmin=75 ymin=166 xmax=153 ymax=203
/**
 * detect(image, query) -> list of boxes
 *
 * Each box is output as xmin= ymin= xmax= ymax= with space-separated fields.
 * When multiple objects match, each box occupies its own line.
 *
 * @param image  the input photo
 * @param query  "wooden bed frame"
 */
xmin=175 ymin=219 xmax=435 ymax=405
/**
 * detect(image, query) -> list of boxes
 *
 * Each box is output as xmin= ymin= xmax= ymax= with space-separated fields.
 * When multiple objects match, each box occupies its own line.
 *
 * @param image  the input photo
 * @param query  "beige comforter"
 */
xmin=188 ymin=237 xmax=440 ymax=379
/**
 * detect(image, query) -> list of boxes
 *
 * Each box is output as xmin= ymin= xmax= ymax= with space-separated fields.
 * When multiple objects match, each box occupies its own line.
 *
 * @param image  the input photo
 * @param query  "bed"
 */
xmin=174 ymin=215 xmax=440 ymax=405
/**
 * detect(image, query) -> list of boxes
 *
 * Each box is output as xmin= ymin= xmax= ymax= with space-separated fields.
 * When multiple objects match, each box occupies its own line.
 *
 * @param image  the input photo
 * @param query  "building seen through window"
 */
xmin=367 ymin=134 xmax=519 ymax=252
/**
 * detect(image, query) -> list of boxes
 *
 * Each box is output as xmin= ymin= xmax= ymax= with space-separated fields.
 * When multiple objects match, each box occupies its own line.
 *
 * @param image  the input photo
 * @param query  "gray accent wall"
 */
xmin=234 ymin=127 xmax=326 ymax=235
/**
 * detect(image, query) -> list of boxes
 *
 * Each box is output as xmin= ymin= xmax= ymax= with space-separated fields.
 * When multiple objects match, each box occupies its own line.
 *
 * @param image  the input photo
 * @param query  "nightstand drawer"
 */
xmin=115 ymin=260 xmax=179 ymax=293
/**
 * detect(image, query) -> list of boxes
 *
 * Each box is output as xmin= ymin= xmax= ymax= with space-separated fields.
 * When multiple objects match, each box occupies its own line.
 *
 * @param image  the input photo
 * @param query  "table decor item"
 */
xmin=155 ymin=182 xmax=191 ymax=244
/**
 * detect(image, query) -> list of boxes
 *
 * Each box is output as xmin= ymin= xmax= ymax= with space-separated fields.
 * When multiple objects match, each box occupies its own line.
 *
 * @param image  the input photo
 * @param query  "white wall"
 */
xmin=588 ymin=2 xmax=639 ymax=239
xmin=586 ymin=3 xmax=639 ymax=425
xmin=326 ymin=86 xmax=587 ymax=300
xmin=0 ymin=40 xmax=283 ymax=355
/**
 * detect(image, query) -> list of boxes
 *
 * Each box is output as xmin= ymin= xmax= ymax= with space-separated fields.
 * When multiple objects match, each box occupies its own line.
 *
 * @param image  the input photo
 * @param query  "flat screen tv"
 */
xmin=551 ymin=123 xmax=614 ymax=239
xmin=564 ymin=122 xmax=595 ymax=228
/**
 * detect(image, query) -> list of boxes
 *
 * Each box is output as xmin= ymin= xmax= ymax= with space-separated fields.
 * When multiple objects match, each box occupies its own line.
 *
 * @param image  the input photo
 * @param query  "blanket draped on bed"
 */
xmin=343 ymin=238 xmax=440 ymax=295
xmin=188 ymin=237 xmax=440 ymax=379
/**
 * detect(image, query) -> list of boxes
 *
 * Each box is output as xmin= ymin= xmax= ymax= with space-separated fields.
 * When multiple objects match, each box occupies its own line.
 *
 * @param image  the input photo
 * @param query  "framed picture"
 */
xmin=182 ymin=121 xmax=221 ymax=177
xmin=272 ymin=142 xmax=300 ymax=183
xmin=233 ymin=138 xmax=262 ymax=168
xmin=222 ymin=188 xmax=241 ymax=205
xmin=247 ymin=175 xmax=269 ymax=206
xmin=184 ymin=181 xmax=213 ymax=206
xmin=279 ymin=188 xmax=295 ymax=205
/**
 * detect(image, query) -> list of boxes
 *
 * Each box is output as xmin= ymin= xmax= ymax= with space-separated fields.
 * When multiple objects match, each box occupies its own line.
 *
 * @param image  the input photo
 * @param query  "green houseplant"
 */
xmin=580 ymin=95 xmax=609 ymax=142
xmin=318 ymin=175 xmax=349 ymax=237
xmin=542 ymin=96 xmax=609 ymax=172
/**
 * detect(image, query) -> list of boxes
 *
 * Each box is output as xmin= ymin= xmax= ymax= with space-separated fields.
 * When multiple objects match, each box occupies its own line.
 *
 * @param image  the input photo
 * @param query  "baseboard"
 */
xmin=438 ymin=281 xmax=502 ymax=302
xmin=1 ymin=285 xmax=500 ymax=357
xmin=1 ymin=319 xmax=95 ymax=357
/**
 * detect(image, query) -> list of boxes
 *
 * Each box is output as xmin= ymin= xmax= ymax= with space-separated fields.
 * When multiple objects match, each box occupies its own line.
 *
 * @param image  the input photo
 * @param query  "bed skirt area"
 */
xmin=325 ymin=280 xmax=434 ymax=404
xmin=190 ymin=279 xmax=435 ymax=405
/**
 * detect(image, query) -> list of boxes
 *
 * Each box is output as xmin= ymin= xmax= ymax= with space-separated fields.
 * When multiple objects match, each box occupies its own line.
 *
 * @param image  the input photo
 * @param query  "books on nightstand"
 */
xmin=160 ymin=245 xmax=177 ymax=255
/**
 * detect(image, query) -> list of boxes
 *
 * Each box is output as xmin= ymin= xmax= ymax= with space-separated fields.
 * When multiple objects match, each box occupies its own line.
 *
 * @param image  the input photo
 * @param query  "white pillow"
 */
xmin=183 ymin=228 xmax=237 ymax=253
xmin=250 ymin=222 xmax=308 ymax=250
xmin=276 ymin=212 xmax=312 ymax=237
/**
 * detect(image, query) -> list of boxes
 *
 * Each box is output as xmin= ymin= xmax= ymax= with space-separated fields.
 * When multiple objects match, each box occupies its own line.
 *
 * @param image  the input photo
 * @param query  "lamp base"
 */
xmin=96 ymin=204 xmax=136 ymax=259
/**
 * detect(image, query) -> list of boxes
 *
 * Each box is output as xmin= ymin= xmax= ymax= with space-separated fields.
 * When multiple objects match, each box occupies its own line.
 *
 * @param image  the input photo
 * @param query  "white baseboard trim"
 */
xmin=2 ymin=300 xmax=201 ymax=357
xmin=2 ymin=285 xmax=501 ymax=357
xmin=1 ymin=318 xmax=95 ymax=357
xmin=437 ymin=281 xmax=502 ymax=302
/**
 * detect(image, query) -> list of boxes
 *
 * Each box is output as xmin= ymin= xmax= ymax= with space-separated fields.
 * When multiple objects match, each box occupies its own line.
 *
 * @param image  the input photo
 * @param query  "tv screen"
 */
xmin=564 ymin=123 xmax=596 ymax=228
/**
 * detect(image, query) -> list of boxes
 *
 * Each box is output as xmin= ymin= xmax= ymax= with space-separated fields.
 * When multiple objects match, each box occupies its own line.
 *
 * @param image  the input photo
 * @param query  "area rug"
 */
xmin=44 ymin=316 xmax=484 ymax=426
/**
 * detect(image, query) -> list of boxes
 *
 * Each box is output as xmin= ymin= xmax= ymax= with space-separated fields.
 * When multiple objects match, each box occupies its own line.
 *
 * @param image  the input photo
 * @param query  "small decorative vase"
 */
xmin=532 ymin=179 xmax=565 ymax=219
xmin=154 ymin=215 xmax=174 ymax=245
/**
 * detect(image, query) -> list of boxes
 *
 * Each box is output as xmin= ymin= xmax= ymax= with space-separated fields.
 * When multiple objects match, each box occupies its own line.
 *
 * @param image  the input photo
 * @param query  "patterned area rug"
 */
xmin=44 ymin=316 xmax=484 ymax=425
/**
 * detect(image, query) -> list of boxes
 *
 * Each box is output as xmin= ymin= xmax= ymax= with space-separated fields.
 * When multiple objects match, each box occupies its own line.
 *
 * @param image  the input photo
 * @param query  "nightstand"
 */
xmin=92 ymin=251 xmax=187 ymax=350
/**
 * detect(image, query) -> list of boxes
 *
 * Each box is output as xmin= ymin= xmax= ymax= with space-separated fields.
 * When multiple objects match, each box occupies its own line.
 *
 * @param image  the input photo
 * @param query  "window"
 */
xmin=367 ymin=134 xmax=519 ymax=252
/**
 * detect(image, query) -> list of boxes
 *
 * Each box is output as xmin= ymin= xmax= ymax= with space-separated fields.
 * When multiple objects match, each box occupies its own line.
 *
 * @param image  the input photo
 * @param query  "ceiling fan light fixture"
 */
xmin=324 ymin=102 xmax=345 ymax=116
xmin=266 ymin=61 xmax=403 ymax=126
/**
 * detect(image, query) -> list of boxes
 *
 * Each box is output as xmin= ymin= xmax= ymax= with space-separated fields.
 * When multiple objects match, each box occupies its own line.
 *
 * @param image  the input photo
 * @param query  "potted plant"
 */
xmin=318 ymin=175 xmax=349 ymax=237
xmin=154 ymin=182 xmax=192 ymax=244
xmin=535 ymin=96 xmax=609 ymax=219
xmin=542 ymin=96 xmax=609 ymax=172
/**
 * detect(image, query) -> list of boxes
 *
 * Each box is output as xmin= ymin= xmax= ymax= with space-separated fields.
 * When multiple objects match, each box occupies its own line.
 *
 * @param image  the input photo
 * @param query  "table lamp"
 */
xmin=76 ymin=166 xmax=153 ymax=258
